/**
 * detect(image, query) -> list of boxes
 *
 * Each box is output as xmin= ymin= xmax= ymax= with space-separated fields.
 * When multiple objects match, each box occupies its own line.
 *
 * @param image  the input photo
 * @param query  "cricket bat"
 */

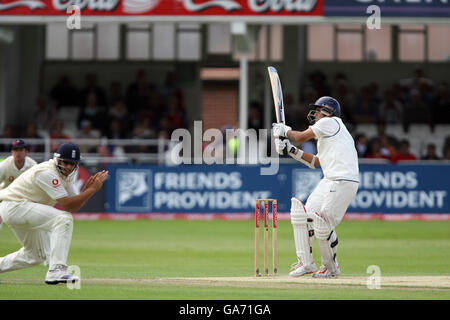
xmin=267 ymin=66 xmax=286 ymax=125
xmin=267 ymin=66 xmax=287 ymax=155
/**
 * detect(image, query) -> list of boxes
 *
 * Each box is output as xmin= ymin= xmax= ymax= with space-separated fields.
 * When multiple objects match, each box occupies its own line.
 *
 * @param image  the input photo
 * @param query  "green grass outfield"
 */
xmin=0 ymin=219 xmax=449 ymax=300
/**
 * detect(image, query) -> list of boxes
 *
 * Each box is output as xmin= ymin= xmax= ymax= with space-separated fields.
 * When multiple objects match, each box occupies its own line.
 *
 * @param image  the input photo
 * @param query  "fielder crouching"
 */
xmin=0 ymin=142 xmax=108 ymax=284
xmin=273 ymin=96 xmax=359 ymax=278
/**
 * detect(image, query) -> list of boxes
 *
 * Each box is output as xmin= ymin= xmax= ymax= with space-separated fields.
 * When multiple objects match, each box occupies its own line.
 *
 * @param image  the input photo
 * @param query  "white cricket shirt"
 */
xmin=0 ymin=156 xmax=37 ymax=189
xmin=0 ymin=159 xmax=77 ymax=207
xmin=310 ymin=117 xmax=359 ymax=182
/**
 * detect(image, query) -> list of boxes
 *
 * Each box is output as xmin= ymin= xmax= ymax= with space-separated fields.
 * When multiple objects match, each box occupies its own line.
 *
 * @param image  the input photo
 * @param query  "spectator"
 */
xmin=146 ymin=84 xmax=165 ymax=120
xmin=331 ymin=73 xmax=356 ymax=123
xmin=49 ymin=120 xmax=71 ymax=152
xmin=159 ymin=117 xmax=173 ymax=136
xmin=78 ymin=92 xmax=106 ymax=133
xmin=79 ymin=73 xmax=107 ymax=108
xmin=308 ymin=70 xmax=330 ymax=98
xmin=368 ymin=82 xmax=382 ymax=106
xmin=355 ymin=133 xmax=369 ymax=158
xmin=105 ymin=119 xmax=126 ymax=139
xmin=49 ymin=75 xmax=80 ymax=109
xmin=432 ymin=81 xmax=450 ymax=126
xmin=376 ymin=122 xmax=399 ymax=147
xmin=300 ymin=86 xmax=318 ymax=104
xmin=97 ymin=142 xmax=113 ymax=169
xmin=30 ymin=95 xmax=56 ymax=134
xmin=24 ymin=123 xmax=44 ymax=153
xmin=364 ymin=138 xmax=391 ymax=160
xmin=352 ymin=86 xmax=379 ymax=124
xmin=126 ymin=69 xmax=152 ymax=114
xmin=77 ymin=119 xmax=98 ymax=138
xmin=418 ymin=80 xmax=434 ymax=106
xmin=284 ymin=94 xmax=304 ymax=129
xmin=132 ymin=120 xmax=155 ymax=140
xmin=161 ymin=71 xmax=185 ymax=112
xmin=391 ymin=82 xmax=408 ymax=109
xmin=76 ymin=120 xmax=98 ymax=153
xmin=443 ymin=146 xmax=450 ymax=161
xmin=166 ymin=98 xmax=185 ymax=131
xmin=378 ymin=88 xmax=404 ymax=124
xmin=442 ymin=136 xmax=450 ymax=159
xmin=379 ymin=134 xmax=397 ymax=159
xmin=404 ymin=89 xmax=431 ymax=129
xmin=108 ymin=101 xmax=132 ymax=133
xmin=130 ymin=119 xmax=157 ymax=153
xmin=109 ymin=100 xmax=129 ymax=122
xmin=421 ymin=143 xmax=441 ymax=160
xmin=108 ymin=81 xmax=124 ymax=107
xmin=104 ymin=119 xmax=127 ymax=155
xmin=398 ymin=66 xmax=434 ymax=97
xmin=136 ymin=98 xmax=159 ymax=131
xmin=158 ymin=129 xmax=173 ymax=161
xmin=248 ymin=102 xmax=263 ymax=131
xmin=391 ymin=139 xmax=417 ymax=163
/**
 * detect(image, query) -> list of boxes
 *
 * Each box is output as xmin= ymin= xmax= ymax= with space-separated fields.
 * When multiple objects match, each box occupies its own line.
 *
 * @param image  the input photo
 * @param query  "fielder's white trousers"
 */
xmin=0 ymin=200 xmax=73 ymax=272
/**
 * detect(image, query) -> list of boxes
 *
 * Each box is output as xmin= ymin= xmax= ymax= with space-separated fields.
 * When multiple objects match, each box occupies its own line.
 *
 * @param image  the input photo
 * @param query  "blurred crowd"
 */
xmin=1 ymin=66 xmax=449 ymax=162
xmin=0 ymin=70 xmax=187 ymax=155
xmin=298 ymin=67 xmax=450 ymax=129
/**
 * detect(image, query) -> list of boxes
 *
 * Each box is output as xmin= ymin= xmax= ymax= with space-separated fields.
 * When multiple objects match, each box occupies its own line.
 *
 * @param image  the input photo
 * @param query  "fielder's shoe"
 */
xmin=312 ymin=264 xmax=340 ymax=278
xmin=45 ymin=265 xmax=79 ymax=285
xmin=289 ymin=261 xmax=317 ymax=277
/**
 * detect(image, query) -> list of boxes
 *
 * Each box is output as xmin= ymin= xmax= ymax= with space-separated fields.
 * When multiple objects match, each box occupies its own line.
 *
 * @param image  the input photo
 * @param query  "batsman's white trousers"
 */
xmin=305 ymin=178 xmax=358 ymax=229
xmin=0 ymin=200 xmax=73 ymax=272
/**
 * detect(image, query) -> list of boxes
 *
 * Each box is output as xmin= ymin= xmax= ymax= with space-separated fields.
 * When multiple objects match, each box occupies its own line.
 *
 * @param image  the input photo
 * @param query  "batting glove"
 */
xmin=275 ymin=138 xmax=295 ymax=156
xmin=272 ymin=123 xmax=292 ymax=138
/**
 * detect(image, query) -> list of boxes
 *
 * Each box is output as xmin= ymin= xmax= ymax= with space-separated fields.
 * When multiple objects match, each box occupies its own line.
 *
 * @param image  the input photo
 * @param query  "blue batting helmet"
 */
xmin=309 ymin=96 xmax=341 ymax=117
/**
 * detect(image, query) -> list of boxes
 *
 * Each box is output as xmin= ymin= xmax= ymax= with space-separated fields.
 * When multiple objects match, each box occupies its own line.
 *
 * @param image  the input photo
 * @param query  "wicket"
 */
xmin=254 ymin=199 xmax=278 ymax=277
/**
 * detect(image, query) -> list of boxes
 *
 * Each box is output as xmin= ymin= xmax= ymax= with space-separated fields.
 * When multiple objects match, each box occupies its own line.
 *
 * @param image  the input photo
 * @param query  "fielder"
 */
xmin=0 ymin=140 xmax=38 ymax=235
xmin=0 ymin=142 xmax=108 ymax=284
xmin=273 ymin=96 xmax=359 ymax=278
xmin=0 ymin=139 xmax=37 ymax=190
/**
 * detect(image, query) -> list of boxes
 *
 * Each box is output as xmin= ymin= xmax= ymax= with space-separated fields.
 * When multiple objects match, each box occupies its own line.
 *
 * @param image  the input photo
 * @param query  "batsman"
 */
xmin=272 ymin=96 xmax=359 ymax=278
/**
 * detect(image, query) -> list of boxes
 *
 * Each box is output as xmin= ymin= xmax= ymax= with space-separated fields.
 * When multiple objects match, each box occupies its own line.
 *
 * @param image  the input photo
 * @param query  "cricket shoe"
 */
xmin=312 ymin=264 xmax=340 ymax=278
xmin=45 ymin=265 xmax=79 ymax=285
xmin=289 ymin=261 xmax=317 ymax=277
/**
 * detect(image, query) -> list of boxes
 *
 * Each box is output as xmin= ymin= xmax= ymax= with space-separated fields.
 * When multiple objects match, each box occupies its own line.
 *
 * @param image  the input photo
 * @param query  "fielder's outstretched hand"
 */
xmin=272 ymin=123 xmax=292 ymax=138
xmin=82 ymin=170 xmax=109 ymax=193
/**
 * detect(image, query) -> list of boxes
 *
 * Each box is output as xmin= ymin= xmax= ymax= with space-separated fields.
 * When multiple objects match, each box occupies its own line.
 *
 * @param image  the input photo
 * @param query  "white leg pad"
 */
xmin=313 ymin=213 xmax=338 ymax=273
xmin=290 ymin=198 xmax=313 ymax=266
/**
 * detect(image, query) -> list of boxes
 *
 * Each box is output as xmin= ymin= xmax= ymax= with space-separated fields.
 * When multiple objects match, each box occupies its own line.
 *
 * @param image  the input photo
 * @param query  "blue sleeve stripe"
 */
xmin=323 ymin=118 xmax=340 ymax=139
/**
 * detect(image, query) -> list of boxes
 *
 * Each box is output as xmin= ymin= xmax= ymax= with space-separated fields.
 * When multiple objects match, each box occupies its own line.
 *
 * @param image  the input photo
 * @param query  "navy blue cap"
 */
xmin=54 ymin=142 xmax=81 ymax=163
xmin=11 ymin=139 xmax=28 ymax=150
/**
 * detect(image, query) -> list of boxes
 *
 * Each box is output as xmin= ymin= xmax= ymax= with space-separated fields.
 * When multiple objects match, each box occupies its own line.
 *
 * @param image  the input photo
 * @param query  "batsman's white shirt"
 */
xmin=303 ymin=117 xmax=359 ymax=228
xmin=0 ymin=156 xmax=37 ymax=189
xmin=310 ymin=117 xmax=359 ymax=182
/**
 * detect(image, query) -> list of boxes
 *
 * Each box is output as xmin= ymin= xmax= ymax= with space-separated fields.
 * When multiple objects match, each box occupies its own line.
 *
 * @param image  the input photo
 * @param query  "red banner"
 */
xmin=0 ymin=0 xmax=323 ymax=16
